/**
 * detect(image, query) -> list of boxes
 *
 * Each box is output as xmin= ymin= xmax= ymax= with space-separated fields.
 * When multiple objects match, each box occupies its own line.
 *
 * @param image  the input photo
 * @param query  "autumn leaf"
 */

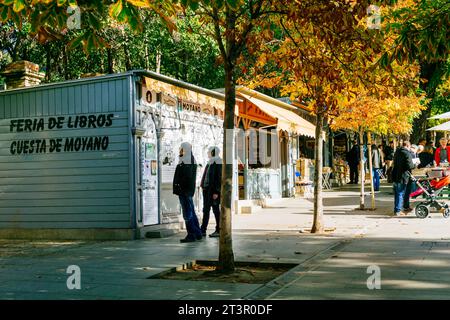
xmin=109 ymin=0 xmax=123 ymax=18
xmin=12 ymin=0 xmax=25 ymax=12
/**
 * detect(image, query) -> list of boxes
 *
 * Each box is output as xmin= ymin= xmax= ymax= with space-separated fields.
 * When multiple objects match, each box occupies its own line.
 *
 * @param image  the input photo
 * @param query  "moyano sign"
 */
xmin=9 ymin=113 xmax=114 ymax=155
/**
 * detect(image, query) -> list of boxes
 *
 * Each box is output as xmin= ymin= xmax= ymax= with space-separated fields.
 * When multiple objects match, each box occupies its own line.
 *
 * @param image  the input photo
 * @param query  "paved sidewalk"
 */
xmin=265 ymin=185 xmax=450 ymax=300
xmin=0 ymin=231 xmax=340 ymax=300
xmin=1 ymin=183 xmax=449 ymax=300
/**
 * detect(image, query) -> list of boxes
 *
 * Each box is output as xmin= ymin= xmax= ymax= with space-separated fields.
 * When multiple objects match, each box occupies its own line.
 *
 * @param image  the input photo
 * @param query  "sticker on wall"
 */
xmin=145 ymin=143 xmax=156 ymax=159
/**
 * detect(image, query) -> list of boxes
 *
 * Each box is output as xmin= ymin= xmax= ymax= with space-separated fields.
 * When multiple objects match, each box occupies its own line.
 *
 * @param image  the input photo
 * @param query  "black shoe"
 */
xmin=196 ymin=235 xmax=203 ymax=240
xmin=209 ymin=231 xmax=220 ymax=238
xmin=180 ymin=237 xmax=196 ymax=243
xmin=201 ymin=232 xmax=206 ymax=237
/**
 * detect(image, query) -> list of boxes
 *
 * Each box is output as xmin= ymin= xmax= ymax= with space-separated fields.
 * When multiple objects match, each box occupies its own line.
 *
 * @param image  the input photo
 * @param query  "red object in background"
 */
xmin=434 ymin=146 xmax=450 ymax=166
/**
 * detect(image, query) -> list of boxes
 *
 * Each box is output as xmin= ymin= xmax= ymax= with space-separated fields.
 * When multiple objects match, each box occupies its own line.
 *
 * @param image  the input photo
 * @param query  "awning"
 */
xmin=428 ymin=111 xmax=450 ymax=120
xmin=238 ymin=92 xmax=317 ymax=138
xmin=427 ymin=120 xmax=450 ymax=131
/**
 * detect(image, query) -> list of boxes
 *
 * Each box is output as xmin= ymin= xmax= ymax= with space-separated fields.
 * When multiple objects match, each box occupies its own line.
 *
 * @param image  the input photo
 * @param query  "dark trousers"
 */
xmin=200 ymin=189 xmax=220 ymax=233
xmin=349 ymin=165 xmax=359 ymax=183
xmin=404 ymin=179 xmax=412 ymax=209
xmin=178 ymin=195 xmax=202 ymax=240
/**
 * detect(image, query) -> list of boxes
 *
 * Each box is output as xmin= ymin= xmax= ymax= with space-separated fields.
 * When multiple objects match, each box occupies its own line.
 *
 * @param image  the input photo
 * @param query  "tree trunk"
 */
xmin=107 ymin=48 xmax=114 ymax=74
xmin=156 ymin=49 xmax=162 ymax=74
xmin=410 ymin=61 xmax=446 ymax=143
xmin=63 ymin=45 xmax=69 ymax=80
xmin=217 ymin=63 xmax=236 ymax=273
xmin=359 ymin=127 xmax=365 ymax=210
xmin=124 ymin=44 xmax=132 ymax=71
xmin=45 ymin=44 xmax=51 ymax=82
xmin=122 ymin=30 xmax=132 ymax=71
xmin=367 ymin=133 xmax=375 ymax=210
xmin=311 ymin=112 xmax=324 ymax=233
xmin=410 ymin=105 xmax=433 ymax=144
xmin=145 ymin=45 xmax=149 ymax=70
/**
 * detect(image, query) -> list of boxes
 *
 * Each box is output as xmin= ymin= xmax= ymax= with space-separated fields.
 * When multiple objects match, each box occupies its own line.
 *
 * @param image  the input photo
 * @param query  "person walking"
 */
xmin=434 ymin=137 xmax=450 ymax=167
xmin=200 ymin=146 xmax=222 ymax=238
xmin=173 ymin=142 xmax=203 ymax=243
xmin=391 ymin=141 xmax=415 ymax=216
xmin=346 ymin=140 xmax=360 ymax=184
xmin=371 ymin=144 xmax=382 ymax=191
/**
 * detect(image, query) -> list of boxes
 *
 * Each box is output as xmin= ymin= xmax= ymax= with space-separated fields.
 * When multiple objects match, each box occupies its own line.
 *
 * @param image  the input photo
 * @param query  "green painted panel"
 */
xmin=0 ymin=75 xmax=133 ymax=229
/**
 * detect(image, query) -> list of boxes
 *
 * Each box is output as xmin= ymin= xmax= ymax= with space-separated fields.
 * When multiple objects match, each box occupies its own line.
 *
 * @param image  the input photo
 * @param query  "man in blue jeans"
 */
xmin=173 ymin=142 xmax=203 ymax=243
xmin=391 ymin=141 xmax=415 ymax=216
xmin=371 ymin=144 xmax=382 ymax=191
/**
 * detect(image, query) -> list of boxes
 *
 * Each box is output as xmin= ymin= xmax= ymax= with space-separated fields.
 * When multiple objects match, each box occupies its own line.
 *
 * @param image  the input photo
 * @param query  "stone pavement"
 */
xmin=1 ymin=182 xmax=450 ymax=300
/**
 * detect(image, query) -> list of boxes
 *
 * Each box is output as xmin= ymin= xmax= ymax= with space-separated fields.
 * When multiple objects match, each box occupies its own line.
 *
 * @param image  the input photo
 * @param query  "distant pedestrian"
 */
xmin=384 ymin=141 xmax=395 ymax=183
xmin=410 ymin=144 xmax=418 ymax=157
xmin=346 ymin=140 xmax=360 ymax=184
xmin=371 ymin=144 xmax=382 ymax=191
xmin=417 ymin=138 xmax=426 ymax=154
xmin=434 ymin=137 xmax=450 ymax=167
xmin=408 ymin=144 xmax=420 ymax=193
xmin=173 ymin=142 xmax=203 ymax=243
xmin=391 ymin=141 xmax=415 ymax=216
xmin=200 ymin=146 xmax=222 ymax=238
xmin=418 ymin=143 xmax=434 ymax=168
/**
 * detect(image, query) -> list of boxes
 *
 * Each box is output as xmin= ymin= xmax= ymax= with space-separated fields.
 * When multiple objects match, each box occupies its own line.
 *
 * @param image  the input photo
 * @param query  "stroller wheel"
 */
xmin=415 ymin=204 xmax=429 ymax=219
xmin=444 ymin=209 xmax=450 ymax=219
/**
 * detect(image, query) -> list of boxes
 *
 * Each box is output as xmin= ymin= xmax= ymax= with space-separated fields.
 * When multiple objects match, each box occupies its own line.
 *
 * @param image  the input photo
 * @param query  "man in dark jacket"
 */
xmin=200 ymin=146 xmax=222 ymax=238
xmin=391 ymin=141 xmax=415 ymax=216
xmin=173 ymin=142 xmax=203 ymax=243
xmin=346 ymin=140 xmax=360 ymax=184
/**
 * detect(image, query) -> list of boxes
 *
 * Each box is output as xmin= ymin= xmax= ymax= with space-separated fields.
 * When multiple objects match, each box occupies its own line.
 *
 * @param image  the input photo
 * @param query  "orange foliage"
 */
xmin=241 ymin=0 xmax=423 ymax=134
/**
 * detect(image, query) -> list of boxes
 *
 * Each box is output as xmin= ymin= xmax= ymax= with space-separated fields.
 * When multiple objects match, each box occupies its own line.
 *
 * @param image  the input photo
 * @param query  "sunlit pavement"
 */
xmin=1 ymin=182 xmax=450 ymax=300
xmin=257 ymin=184 xmax=450 ymax=300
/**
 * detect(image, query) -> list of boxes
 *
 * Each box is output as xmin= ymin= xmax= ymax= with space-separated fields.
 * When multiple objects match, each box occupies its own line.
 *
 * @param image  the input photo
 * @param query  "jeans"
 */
xmin=394 ymin=181 xmax=411 ymax=213
xmin=178 ymin=195 xmax=203 ymax=240
xmin=373 ymin=169 xmax=380 ymax=191
xmin=200 ymin=189 xmax=220 ymax=234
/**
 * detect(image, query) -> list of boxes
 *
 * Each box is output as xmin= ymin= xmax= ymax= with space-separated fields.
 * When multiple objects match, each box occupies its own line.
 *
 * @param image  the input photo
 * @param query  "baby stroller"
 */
xmin=408 ymin=170 xmax=450 ymax=219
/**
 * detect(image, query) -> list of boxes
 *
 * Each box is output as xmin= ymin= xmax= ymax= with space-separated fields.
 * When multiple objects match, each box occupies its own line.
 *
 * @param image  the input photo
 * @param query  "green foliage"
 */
xmin=387 ymin=0 xmax=449 ymax=65
xmin=0 ymin=9 xmax=224 ymax=88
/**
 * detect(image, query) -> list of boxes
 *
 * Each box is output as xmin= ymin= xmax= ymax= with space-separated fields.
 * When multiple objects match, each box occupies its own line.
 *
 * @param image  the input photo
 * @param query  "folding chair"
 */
xmin=377 ymin=168 xmax=386 ymax=180
xmin=322 ymin=167 xmax=332 ymax=189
